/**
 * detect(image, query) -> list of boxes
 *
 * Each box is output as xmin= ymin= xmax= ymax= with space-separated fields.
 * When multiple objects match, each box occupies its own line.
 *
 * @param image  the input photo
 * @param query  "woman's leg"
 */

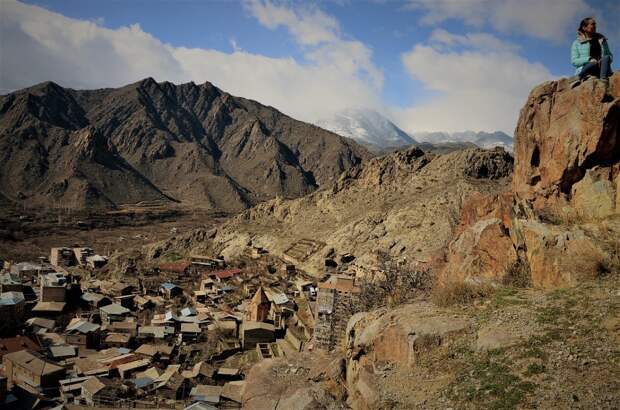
xmin=600 ymin=55 xmax=612 ymax=80
xmin=579 ymin=61 xmax=600 ymax=79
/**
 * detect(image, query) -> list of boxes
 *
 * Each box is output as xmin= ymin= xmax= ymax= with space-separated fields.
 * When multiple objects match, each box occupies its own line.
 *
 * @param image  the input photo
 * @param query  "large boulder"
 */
xmin=241 ymin=352 xmax=345 ymax=410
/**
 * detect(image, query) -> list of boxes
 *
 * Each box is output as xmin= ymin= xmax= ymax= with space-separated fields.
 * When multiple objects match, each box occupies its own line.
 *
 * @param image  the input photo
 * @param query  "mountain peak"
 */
xmin=316 ymin=108 xmax=415 ymax=149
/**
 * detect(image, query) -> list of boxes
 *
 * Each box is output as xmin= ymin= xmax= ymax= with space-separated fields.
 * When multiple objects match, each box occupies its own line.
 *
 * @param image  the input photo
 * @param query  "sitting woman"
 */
xmin=571 ymin=17 xmax=613 ymax=87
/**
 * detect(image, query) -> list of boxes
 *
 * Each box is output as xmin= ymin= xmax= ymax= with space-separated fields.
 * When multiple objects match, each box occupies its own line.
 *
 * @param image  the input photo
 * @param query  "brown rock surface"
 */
xmin=241 ymin=352 xmax=346 ymax=410
xmin=345 ymin=302 xmax=470 ymax=409
xmin=441 ymin=75 xmax=620 ymax=288
xmin=512 ymin=76 xmax=620 ymax=213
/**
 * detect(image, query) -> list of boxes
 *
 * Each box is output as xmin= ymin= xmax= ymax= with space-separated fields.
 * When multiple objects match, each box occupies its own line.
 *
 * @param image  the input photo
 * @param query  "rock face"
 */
xmin=440 ymin=74 xmax=620 ymax=288
xmin=0 ymin=79 xmax=369 ymax=211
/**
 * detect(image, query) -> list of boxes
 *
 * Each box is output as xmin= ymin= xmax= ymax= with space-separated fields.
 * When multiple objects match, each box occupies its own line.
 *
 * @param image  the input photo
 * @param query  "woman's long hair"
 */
xmin=578 ymin=17 xmax=595 ymax=35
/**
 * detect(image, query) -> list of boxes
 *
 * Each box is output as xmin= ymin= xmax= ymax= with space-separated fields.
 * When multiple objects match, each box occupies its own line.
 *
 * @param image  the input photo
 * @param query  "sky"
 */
xmin=1 ymin=0 xmax=619 ymax=135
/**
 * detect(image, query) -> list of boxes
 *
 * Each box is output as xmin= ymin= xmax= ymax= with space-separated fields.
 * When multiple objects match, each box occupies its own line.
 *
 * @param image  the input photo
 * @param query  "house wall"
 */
xmin=41 ymin=286 xmax=66 ymax=302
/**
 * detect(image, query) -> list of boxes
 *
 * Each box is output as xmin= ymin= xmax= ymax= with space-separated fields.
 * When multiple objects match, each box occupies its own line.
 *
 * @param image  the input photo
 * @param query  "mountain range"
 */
xmin=0 ymin=79 xmax=370 ymax=212
xmin=317 ymin=108 xmax=513 ymax=151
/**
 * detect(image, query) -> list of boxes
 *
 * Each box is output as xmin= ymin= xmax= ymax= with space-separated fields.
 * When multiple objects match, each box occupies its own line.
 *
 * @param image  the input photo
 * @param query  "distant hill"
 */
xmin=0 ymin=79 xmax=370 ymax=211
xmin=412 ymin=130 xmax=513 ymax=151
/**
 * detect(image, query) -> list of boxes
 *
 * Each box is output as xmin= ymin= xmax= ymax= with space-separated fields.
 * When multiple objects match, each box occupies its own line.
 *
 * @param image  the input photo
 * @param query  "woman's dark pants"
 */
xmin=579 ymin=55 xmax=613 ymax=80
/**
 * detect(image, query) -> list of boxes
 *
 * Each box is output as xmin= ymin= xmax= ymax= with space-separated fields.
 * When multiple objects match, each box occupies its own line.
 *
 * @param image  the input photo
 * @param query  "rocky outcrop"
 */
xmin=440 ymin=74 xmax=620 ymax=288
xmin=513 ymin=75 xmax=620 ymax=214
xmin=345 ymin=303 xmax=470 ymax=409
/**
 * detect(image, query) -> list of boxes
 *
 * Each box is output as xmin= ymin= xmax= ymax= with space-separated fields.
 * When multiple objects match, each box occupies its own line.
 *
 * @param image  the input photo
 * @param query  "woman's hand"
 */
xmin=590 ymin=58 xmax=598 ymax=64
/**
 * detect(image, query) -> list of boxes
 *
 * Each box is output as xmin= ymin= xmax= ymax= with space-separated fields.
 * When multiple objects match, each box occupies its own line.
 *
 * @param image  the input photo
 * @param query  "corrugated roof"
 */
xmin=190 ymin=385 xmax=222 ymax=404
xmin=210 ymin=269 xmax=242 ymax=280
xmin=32 ymin=301 xmax=66 ymax=312
xmin=161 ymin=282 xmax=181 ymax=290
xmin=66 ymin=319 xmax=100 ymax=334
xmin=0 ymin=291 xmax=25 ymax=305
xmin=116 ymin=358 xmax=151 ymax=373
xmin=4 ymin=350 xmax=65 ymax=375
xmin=49 ymin=345 xmax=77 ymax=358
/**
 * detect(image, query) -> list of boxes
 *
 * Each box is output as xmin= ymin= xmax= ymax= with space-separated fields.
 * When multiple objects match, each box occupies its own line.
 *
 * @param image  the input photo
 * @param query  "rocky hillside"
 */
xmin=0 ymin=79 xmax=370 ymax=211
xmin=188 ymin=146 xmax=513 ymax=275
xmin=339 ymin=75 xmax=620 ymax=409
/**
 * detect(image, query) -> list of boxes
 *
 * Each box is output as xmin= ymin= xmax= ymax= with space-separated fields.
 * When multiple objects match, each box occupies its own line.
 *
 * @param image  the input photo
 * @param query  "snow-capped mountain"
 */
xmin=412 ymin=131 xmax=513 ymax=151
xmin=316 ymin=108 xmax=416 ymax=149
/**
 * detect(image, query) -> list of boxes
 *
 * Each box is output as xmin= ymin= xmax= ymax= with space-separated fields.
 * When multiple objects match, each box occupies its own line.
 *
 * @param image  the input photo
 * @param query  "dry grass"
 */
xmin=355 ymin=254 xmax=432 ymax=311
xmin=502 ymin=258 xmax=532 ymax=288
xmin=431 ymin=280 xmax=494 ymax=307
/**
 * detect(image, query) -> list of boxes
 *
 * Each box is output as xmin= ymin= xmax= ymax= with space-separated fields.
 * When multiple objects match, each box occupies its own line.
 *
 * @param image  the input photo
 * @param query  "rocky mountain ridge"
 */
xmin=0 ymin=79 xmax=370 ymax=211
xmin=176 ymin=145 xmax=513 ymax=275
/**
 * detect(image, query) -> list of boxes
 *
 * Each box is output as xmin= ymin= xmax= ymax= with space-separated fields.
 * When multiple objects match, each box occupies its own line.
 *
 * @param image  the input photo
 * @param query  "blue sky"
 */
xmin=3 ymin=0 xmax=619 ymax=134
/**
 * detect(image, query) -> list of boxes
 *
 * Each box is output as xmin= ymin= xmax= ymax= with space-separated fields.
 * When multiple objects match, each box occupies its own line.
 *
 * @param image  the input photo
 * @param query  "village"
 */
xmin=0 ymin=240 xmax=362 ymax=409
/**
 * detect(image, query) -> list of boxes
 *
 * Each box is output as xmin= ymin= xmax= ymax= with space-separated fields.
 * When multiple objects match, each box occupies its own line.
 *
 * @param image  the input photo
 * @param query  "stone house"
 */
xmin=50 ymin=247 xmax=77 ymax=268
xmin=81 ymin=377 xmax=117 ymax=406
xmin=64 ymin=319 xmax=101 ymax=350
xmin=240 ymin=321 xmax=275 ymax=349
xmin=99 ymin=303 xmax=131 ymax=325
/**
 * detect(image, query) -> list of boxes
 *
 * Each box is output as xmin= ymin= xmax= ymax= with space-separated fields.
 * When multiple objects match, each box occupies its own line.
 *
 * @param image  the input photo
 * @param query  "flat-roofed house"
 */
xmin=39 ymin=272 xmax=68 ymax=302
xmin=314 ymin=274 xmax=361 ymax=351
xmin=159 ymin=282 xmax=183 ymax=299
xmin=50 ymin=247 xmax=77 ymax=268
xmin=81 ymin=292 xmax=112 ymax=309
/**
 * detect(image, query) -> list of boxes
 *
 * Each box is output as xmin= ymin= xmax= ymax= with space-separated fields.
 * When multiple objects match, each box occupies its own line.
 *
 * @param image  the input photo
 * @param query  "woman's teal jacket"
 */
xmin=571 ymin=33 xmax=613 ymax=74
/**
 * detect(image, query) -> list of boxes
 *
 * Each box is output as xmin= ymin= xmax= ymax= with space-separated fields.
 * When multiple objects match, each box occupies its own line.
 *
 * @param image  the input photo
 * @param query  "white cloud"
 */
xmin=0 ymin=0 xmax=382 ymax=123
xmin=429 ymin=29 xmax=520 ymax=53
xmin=244 ymin=0 xmax=383 ymax=88
xmin=396 ymin=31 xmax=554 ymax=135
xmin=406 ymin=0 xmax=592 ymax=42
xmin=244 ymin=0 xmax=340 ymax=46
